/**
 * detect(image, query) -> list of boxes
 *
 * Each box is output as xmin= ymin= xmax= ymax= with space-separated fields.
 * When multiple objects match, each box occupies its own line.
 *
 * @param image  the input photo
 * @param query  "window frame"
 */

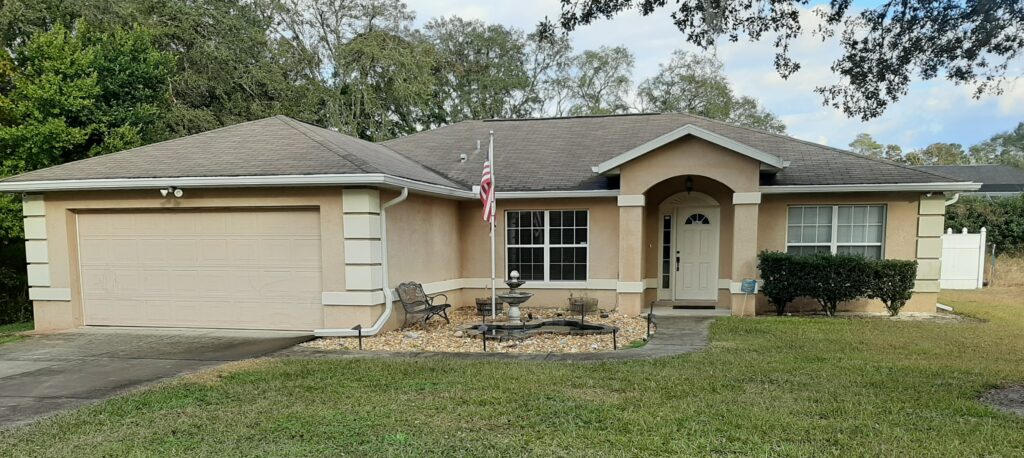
xmin=505 ymin=209 xmax=589 ymax=283
xmin=785 ymin=204 xmax=887 ymax=258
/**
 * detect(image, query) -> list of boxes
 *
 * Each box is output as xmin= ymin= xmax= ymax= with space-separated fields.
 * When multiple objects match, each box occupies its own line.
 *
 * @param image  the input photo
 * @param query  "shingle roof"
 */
xmin=383 ymin=113 xmax=964 ymax=192
xmin=1 ymin=116 xmax=460 ymax=188
xmin=915 ymin=165 xmax=1024 ymax=193
xmin=1 ymin=113 xmax=969 ymax=193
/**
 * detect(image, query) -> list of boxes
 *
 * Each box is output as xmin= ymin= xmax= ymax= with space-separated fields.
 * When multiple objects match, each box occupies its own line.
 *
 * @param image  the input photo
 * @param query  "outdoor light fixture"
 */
xmin=685 ymin=176 xmax=694 ymax=194
xmin=160 ymin=186 xmax=184 ymax=198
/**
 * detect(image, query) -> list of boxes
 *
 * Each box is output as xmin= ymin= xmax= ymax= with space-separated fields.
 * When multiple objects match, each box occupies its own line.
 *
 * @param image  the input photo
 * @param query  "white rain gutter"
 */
xmin=314 ymin=187 xmax=409 ymax=337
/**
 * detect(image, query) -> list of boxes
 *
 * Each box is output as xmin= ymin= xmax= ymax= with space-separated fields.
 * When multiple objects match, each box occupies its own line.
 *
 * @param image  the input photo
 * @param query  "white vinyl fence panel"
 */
xmin=939 ymin=227 xmax=987 ymax=290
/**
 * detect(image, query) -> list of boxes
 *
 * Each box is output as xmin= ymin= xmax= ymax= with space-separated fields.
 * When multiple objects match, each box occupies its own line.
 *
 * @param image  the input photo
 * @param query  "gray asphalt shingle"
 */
xmin=915 ymin=165 xmax=1024 ymax=193
xmin=1 ymin=116 xmax=460 ymax=188
xmin=1 ymin=113 xmax=967 ymax=192
xmin=383 ymin=113 xmax=964 ymax=191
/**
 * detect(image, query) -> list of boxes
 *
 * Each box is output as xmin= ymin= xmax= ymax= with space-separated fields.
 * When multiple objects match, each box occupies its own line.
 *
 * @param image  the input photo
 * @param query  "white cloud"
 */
xmin=404 ymin=0 xmax=1024 ymax=150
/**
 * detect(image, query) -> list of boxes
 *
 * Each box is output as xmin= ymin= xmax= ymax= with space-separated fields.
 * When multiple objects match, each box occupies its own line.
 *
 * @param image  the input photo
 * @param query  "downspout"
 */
xmin=314 ymin=187 xmax=409 ymax=337
xmin=944 ymin=192 xmax=960 ymax=207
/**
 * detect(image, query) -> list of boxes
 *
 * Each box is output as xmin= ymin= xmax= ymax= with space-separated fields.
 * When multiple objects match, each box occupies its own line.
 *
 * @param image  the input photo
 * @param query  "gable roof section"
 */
xmin=915 ymin=165 xmax=1024 ymax=193
xmin=0 ymin=112 xmax=979 ymax=196
xmin=0 ymin=116 xmax=462 ymax=190
xmin=384 ymin=113 xmax=976 ymax=192
xmin=593 ymin=123 xmax=786 ymax=173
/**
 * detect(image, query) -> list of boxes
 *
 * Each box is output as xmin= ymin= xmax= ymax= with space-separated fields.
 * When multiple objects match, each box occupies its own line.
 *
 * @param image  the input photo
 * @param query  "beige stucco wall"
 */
xmin=24 ymin=174 xmax=944 ymax=331
xmin=456 ymin=198 xmax=620 ymax=313
xmin=619 ymin=136 xmax=761 ymax=195
xmin=754 ymin=192 xmax=935 ymax=314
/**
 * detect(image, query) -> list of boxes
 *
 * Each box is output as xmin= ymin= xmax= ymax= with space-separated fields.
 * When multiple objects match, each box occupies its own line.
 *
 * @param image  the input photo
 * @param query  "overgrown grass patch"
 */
xmin=2 ymin=292 xmax=1024 ymax=456
xmin=0 ymin=321 xmax=32 ymax=345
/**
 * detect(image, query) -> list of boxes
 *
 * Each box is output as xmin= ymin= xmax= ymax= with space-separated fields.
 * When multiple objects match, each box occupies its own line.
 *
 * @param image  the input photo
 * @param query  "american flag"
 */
xmin=480 ymin=160 xmax=495 ymax=224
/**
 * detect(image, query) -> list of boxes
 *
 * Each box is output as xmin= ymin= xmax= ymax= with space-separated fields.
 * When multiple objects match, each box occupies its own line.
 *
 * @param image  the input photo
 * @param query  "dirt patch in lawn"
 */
xmin=982 ymin=385 xmax=1024 ymax=417
xmin=302 ymin=307 xmax=649 ymax=354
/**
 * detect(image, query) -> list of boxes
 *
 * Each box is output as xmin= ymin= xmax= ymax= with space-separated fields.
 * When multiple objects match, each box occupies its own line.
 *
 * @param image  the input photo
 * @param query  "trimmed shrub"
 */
xmin=868 ymin=259 xmax=918 ymax=316
xmin=802 ymin=253 xmax=871 ymax=317
xmin=757 ymin=251 xmax=799 ymax=315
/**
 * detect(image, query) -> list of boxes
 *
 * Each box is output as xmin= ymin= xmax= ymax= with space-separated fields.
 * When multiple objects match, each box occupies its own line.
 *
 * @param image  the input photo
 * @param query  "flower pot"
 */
xmin=568 ymin=297 xmax=598 ymax=313
xmin=476 ymin=297 xmax=504 ymax=314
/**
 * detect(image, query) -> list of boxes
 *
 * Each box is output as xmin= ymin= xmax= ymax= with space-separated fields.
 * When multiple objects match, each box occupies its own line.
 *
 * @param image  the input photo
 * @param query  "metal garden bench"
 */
xmin=396 ymin=281 xmax=452 ymax=328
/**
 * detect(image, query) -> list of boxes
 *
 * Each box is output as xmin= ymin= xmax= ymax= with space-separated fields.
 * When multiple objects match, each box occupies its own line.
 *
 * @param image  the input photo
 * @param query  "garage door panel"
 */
xmin=79 ymin=209 xmax=323 ymax=331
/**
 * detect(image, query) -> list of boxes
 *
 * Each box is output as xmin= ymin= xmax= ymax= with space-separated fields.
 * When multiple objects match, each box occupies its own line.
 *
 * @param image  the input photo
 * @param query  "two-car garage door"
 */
xmin=77 ymin=209 xmax=323 ymax=331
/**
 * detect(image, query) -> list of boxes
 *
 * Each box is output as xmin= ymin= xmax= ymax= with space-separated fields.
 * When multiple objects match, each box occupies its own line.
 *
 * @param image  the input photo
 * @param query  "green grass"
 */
xmin=0 ymin=321 xmax=32 ymax=345
xmin=3 ymin=291 xmax=1024 ymax=456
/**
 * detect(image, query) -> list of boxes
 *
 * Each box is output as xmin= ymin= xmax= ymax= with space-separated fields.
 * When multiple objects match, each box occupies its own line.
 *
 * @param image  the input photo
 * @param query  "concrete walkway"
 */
xmin=274 ymin=316 xmax=715 ymax=362
xmin=0 ymin=327 xmax=311 ymax=430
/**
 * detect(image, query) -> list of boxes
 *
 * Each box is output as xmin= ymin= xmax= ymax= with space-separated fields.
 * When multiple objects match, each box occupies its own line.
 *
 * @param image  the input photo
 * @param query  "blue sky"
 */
xmin=405 ymin=0 xmax=1024 ymax=151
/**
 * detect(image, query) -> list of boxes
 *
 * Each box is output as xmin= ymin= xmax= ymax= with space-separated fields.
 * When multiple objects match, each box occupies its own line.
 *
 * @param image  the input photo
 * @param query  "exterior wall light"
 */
xmin=160 ymin=186 xmax=184 ymax=198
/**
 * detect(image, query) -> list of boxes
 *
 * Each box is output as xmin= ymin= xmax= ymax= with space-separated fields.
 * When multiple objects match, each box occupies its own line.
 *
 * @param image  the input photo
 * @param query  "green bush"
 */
xmin=946 ymin=194 xmax=1024 ymax=254
xmin=757 ymin=250 xmax=799 ymax=315
xmin=867 ymin=259 xmax=918 ymax=316
xmin=0 ymin=261 xmax=29 ymax=325
xmin=758 ymin=251 xmax=918 ymax=317
xmin=802 ymin=253 xmax=871 ymax=317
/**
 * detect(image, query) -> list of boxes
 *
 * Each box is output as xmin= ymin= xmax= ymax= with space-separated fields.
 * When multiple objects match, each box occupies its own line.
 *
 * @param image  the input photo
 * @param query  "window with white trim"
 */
xmin=786 ymin=205 xmax=886 ymax=259
xmin=506 ymin=210 xmax=588 ymax=282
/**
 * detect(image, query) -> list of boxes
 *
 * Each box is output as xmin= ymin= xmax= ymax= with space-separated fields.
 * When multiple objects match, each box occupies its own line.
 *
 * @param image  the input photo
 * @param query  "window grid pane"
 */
xmin=549 ymin=210 xmax=588 ymax=281
xmin=786 ymin=205 xmax=885 ymax=260
xmin=507 ymin=210 xmax=588 ymax=282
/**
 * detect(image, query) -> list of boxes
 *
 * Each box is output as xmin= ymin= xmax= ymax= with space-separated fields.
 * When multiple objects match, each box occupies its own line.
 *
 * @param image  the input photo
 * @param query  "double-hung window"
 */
xmin=506 ymin=210 xmax=588 ymax=282
xmin=786 ymin=205 xmax=886 ymax=259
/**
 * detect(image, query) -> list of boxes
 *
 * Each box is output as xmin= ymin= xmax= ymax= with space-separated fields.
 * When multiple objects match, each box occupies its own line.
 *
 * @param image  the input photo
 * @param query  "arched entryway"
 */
xmin=658 ymin=192 xmax=720 ymax=302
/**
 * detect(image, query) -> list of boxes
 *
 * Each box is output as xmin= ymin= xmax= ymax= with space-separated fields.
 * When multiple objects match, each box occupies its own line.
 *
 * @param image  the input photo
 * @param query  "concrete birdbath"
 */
xmin=496 ymin=270 xmax=533 ymax=323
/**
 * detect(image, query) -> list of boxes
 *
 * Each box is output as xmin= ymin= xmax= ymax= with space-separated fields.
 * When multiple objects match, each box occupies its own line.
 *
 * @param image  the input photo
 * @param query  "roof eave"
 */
xmin=761 ymin=182 xmax=983 ymax=194
xmin=0 ymin=174 xmax=476 ymax=199
xmin=593 ymin=124 xmax=787 ymax=174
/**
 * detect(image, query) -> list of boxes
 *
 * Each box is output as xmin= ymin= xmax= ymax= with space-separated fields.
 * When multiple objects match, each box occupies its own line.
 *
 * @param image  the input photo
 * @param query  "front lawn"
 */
xmin=0 ymin=321 xmax=32 ymax=345
xmin=2 ymin=291 xmax=1024 ymax=456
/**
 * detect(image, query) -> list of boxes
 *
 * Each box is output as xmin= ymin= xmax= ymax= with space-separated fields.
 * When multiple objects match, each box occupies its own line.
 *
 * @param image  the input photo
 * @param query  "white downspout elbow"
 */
xmin=315 ymin=187 xmax=409 ymax=337
xmin=944 ymin=192 xmax=961 ymax=207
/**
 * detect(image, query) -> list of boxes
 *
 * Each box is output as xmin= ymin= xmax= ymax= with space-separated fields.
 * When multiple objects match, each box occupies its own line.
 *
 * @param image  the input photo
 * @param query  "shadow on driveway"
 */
xmin=0 ymin=327 xmax=311 ymax=430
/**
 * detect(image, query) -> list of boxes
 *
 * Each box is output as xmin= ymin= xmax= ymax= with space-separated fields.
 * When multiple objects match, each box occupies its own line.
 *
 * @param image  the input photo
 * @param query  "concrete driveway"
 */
xmin=0 ymin=327 xmax=311 ymax=430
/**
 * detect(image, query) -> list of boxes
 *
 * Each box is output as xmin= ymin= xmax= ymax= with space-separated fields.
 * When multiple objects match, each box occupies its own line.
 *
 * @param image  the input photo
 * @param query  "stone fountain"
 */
xmin=496 ymin=270 xmax=533 ymax=322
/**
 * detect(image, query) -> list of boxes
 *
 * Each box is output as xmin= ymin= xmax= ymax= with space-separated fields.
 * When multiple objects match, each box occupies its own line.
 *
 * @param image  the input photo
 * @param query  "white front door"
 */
xmin=673 ymin=207 xmax=720 ymax=300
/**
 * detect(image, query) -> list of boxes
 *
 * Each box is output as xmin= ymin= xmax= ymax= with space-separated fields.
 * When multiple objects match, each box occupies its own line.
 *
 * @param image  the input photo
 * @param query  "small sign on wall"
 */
xmin=740 ymin=278 xmax=758 ymax=294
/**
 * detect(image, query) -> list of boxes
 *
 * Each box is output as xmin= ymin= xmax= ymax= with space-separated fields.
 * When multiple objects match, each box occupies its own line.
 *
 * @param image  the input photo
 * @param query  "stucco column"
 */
xmin=730 ymin=192 xmax=761 ymax=316
xmin=617 ymin=195 xmax=645 ymax=315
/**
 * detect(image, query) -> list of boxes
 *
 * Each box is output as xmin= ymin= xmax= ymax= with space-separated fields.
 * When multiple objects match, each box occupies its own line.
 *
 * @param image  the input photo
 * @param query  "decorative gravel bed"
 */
xmin=302 ymin=307 xmax=651 ymax=353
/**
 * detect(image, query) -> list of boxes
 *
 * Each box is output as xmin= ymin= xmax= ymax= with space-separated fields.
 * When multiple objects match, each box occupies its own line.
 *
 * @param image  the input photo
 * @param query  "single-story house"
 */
xmin=0 ymin=113 xmax=980 ymax=334
xmin=915 ymin=164 xmax=1024 ymax=198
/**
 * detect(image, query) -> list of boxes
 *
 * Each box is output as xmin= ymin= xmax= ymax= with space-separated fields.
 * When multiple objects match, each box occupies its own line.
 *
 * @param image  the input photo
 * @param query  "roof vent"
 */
xmin=459 ymin=153 xmax=468 ymax=163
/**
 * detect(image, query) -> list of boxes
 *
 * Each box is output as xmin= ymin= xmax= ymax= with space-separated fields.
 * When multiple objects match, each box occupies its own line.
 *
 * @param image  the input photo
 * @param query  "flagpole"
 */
xmin=489 ymin=130 xmax=497 ymax=320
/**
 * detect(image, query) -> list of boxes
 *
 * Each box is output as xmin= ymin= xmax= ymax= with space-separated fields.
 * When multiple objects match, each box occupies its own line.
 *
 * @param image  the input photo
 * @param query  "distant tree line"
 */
xmin=848 ymin=124 xmax=1024 ymax=168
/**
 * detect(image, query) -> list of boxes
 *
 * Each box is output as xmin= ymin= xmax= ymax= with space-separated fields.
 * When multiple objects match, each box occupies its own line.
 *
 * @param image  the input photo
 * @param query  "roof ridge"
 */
xmin=382 ymin=120 xmax=483 ymax=145
xmin=1 ymin=117 xmax=278 ymax=183
xmin=275 ymin=116 xmax=383 ymax=174
xmin=482 ymin=113 xmax=661 ymax=122
xmin=667 ymin=112 xmax=969 ymax=183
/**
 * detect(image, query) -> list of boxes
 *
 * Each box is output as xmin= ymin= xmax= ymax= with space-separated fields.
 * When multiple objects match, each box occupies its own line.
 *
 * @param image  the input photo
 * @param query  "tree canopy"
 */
xmin=544 ymin=0 xmax=1024 ymax=121
xmin=637 ymin=51 xmax=786 ymax=133
xmin=847 ymin=127 xmax=1024 ymax=168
